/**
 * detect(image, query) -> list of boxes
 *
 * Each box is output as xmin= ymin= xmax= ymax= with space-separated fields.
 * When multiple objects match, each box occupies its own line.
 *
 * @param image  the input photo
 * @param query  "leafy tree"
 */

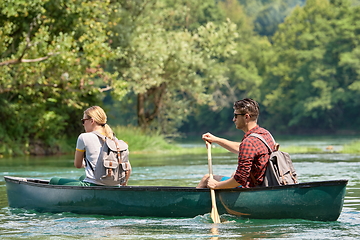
xmin=108 ymin=0 xmax=238 ymax=136
xmin=164 ymin=0 xmax=226 ymax=31
xmin=238 ymin=0 xmax=306 ymax=36
xmin=181 ymin=1 xmax=274 ymax=135
xmin=0 ymin=0 xmax=121 ymax=155
xmin=218 ymin=0 xmax=252 ymax=30
xmin=184 ymin=0 xmax=310 ymax=135
xmin=261 ymin=0 xmax=360 ymax=133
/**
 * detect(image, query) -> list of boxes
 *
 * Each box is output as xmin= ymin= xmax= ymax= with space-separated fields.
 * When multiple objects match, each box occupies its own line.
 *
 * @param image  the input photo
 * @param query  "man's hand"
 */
xmin=202 ymin=132 xmax=219 ymax=144
xmin=207 ymin=177 xmax=218 ymax=189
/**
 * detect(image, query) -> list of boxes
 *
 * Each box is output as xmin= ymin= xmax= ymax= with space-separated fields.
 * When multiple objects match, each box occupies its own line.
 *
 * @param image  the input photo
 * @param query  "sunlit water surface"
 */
xmin=1 ymin=138 xmax=360 ymax=239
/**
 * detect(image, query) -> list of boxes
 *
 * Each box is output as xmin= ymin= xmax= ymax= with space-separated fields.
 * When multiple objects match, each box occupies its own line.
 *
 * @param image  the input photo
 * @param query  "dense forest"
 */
xmin=1 ymin=0 xmax=360 ymax=155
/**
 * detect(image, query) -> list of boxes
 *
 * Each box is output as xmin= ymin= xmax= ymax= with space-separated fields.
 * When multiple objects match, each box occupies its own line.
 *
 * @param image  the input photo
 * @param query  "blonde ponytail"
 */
xmin=84 ymin=106 xmax=115 ymax=139
xmin=103 ymin=124 xmax=114 ymax=139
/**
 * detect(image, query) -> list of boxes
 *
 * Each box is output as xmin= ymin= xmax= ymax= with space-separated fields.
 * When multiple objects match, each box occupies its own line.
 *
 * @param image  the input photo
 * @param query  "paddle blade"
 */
xmin=210 ymin=189 xmax=221 ymax=223
xmin=211 ymin=207 xmax=221 ymax=223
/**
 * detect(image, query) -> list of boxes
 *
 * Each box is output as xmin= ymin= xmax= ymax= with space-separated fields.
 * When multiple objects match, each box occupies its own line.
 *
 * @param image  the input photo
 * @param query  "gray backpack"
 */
xmin=91 ymin=131 xmax=130 ymax=186
xmin=250 ymin=133 xmax=298 ymax=187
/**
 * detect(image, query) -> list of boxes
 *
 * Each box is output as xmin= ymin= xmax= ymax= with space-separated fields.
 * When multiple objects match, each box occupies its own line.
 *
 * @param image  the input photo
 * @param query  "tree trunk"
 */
xmin=137 ymin=93 xmax=147 ymax=127
xmin=136 ymin=83 xmax=167 ymax=128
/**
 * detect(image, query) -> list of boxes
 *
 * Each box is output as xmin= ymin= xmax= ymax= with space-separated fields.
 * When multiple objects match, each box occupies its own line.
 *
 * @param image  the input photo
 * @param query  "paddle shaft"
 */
xmin=206 ymin=141 xmax=221 ymax=223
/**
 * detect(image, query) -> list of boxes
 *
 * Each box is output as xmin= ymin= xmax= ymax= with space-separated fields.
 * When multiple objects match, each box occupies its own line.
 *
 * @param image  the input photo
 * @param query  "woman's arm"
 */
xmin=74 ymin=150 xmax=85 ymax=168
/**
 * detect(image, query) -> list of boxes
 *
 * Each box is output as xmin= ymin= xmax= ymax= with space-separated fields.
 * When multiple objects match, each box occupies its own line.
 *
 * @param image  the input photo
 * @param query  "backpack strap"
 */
xmin=249 ymin=133 xmax=275 ymax=153
xmin=248 ymin=133 xmax=275 ymax=186
xmin=82 ymin=131 xmax=106 ymax=175
xmin=113 ymin=137 xmax=123 ymax=164
xmin=84 ymin=156 xmax=94 ymax=172
xmin=249 ymin=133 xmax=279 ymax=186
xmin=250 ymin=133 xmax=294 ymax=185
xmin=92 ymin=131 xmax=106 ymax=141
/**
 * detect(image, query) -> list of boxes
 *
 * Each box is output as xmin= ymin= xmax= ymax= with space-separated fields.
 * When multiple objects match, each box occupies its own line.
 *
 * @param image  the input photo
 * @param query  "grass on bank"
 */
xmin=113 ymin=126 xmax=230 ymax=155
xmin=113 ymin=126 xmax=360 ymax=155
xmin=113 ymin=125 xmax=181 ymax=153
xmin=55 ymin=126 xmax=360 ymax=156
xmin=279 ymin=146 xmax=322 ymax=154
xmin=4 ymin=126 xmax=359 ymax=157
xmin=340 ymin=140 xmax=360 ymax=154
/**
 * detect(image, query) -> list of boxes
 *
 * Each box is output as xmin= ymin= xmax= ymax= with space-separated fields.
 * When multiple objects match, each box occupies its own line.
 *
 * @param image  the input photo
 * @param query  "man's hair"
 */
xmin=233 ymin=98 xmax=259 ymax=120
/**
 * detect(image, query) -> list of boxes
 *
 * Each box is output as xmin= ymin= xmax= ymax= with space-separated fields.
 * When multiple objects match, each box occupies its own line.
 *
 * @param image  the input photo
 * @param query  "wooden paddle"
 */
xmin=206 ymin=141 xmax=221 ymax=223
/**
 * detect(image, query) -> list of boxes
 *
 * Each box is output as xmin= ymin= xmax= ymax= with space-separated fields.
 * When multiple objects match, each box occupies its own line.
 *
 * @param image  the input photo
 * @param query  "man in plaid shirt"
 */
xmin=197 ymin=98 xmax=275 ymax=189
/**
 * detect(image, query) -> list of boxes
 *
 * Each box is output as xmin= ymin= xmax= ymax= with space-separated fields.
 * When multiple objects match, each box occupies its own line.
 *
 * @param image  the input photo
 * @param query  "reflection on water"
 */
xmin=0 ymin=138 xmax=360 ymax=239
xmin=1 ymin=208 xmax=359 ymax=239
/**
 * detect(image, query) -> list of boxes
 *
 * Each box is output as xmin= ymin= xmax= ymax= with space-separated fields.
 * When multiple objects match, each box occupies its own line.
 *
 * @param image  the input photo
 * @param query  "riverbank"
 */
xmin=116 ymin=126 xmax=360 ymax=155
xmin=3 ymin=126 xmax=360 ymax=157
xmin=38 ymin=126 xmax=360 ymax=155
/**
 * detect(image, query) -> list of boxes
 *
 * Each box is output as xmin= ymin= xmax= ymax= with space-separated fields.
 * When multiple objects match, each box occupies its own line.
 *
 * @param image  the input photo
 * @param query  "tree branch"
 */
xmin=0 ymin=82 xmax=63 ymax=94
xmin=0 ymin=52 xmax=59 ymax=66
xmin=18 ymin=14 xmax=41 ymax=61
xmin=99 ymin=85 xmax=113 ymax=92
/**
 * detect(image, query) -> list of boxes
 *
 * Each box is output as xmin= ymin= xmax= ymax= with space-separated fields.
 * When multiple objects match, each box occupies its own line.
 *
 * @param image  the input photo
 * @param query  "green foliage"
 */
xmin=260 ymin=0 xmax=360 ymax=133
xmin=218 ymin=0 xmax=252 ymax=31
xmin=164 ymin=0 xmax=227 ymax=31
xmin=3 ymin=0 xmax=360 ymax=156
xmin=238 ymin=0 xmax=306 ymax=36
xmin=0 ymin=0 xmax=123 ymax=155
xmin=180 ymin=1 xmax=273 ymax=134
xmin=108 ymin=0 xmax=238 ymax=135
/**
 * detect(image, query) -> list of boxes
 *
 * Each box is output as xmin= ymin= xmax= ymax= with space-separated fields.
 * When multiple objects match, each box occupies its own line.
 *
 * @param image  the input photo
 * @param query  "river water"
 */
xmin=1 ymin=137 xmax=360 ymax=239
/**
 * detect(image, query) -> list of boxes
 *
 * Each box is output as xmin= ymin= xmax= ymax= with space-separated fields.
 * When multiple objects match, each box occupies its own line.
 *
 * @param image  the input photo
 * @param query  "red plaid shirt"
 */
xmin=233 ymin=125 xmax=275 ymax=188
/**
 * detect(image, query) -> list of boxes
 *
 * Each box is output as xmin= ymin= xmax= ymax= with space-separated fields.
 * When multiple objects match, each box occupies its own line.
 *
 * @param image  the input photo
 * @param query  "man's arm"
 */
xmin=207 ymin=176 xmax=240 ymax=189
xmin=202 ymin=132 xmax=240 ymax=154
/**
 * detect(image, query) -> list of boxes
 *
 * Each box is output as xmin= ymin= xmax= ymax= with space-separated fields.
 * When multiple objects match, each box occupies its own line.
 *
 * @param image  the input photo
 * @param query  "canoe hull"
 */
xmin=218 ymin=180 xmax=346 ymax=221
xmin=5 ymin=177 xmax=213 ymax=218
xmin=4 ymin=176 xmax=347 ymax=221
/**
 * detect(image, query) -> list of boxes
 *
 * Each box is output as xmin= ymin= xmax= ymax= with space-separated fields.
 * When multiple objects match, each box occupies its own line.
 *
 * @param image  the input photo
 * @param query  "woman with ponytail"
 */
xmin=50 ymin=106 xmax=131 ymax=186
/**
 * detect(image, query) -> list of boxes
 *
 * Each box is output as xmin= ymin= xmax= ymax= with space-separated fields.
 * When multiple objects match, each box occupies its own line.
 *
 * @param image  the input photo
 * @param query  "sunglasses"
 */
xmin=234 ymin=113 xmax=246 ymax=119
xmin=81 ymin=118 xmax=91 ymax=124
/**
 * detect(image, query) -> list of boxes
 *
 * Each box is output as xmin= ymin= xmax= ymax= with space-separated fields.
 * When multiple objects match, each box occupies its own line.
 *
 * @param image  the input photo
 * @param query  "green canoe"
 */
xmin=4 ymin=176 xmax=347 ymax=221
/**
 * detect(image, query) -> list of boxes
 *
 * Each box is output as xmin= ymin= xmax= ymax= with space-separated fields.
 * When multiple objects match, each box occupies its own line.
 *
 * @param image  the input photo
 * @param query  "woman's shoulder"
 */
xmin=78 ymin=132 xmax=99 ymax=141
